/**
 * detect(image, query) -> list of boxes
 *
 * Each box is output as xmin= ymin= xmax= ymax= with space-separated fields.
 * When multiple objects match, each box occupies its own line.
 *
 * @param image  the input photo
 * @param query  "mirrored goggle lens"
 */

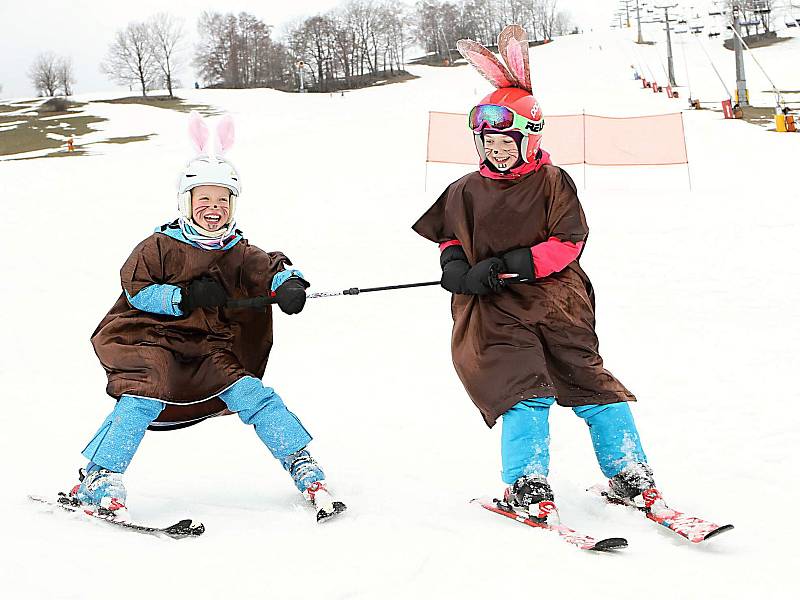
xmin=469 ymin=105 xmax=515 ymax=130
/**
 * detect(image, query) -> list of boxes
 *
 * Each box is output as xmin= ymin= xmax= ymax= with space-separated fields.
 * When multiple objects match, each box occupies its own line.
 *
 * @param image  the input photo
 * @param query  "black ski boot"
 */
xmin=608 ymin=463 xmax=668 ymax=515
xmin=503 ymin=475 xmax=559 ymax=525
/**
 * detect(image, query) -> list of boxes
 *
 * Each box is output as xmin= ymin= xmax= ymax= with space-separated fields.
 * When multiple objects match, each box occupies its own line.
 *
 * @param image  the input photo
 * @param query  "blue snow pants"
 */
xmin=82 ymin=376 xmax=313 ymax=474
xmin=500 ymin=397 xmax=647 ymax=484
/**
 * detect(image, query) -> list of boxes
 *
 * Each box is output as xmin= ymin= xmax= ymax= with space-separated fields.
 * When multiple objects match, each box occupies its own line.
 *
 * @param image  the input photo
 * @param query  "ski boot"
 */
xmin=503 ymin=475 xmax=560 ymax=525
xmin=607 ymin=463 xmax=669 ymax=516
xmin=282 ymin=449 xmax=347 ymax=523
xmin=68 ymin=467 xmax=130 ymax=521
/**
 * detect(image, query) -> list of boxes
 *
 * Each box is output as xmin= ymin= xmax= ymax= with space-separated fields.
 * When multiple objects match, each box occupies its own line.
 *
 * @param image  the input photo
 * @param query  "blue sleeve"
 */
xmin=125 ymin=284 xmax=183 ymax=316
xmin=270 ymin=269 xmax=306 ymax=292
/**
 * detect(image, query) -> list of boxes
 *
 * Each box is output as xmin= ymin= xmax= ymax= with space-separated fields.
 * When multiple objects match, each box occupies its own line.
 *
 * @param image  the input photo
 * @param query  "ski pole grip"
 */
xmin=342 ymin=288 xmax=360 ymax=295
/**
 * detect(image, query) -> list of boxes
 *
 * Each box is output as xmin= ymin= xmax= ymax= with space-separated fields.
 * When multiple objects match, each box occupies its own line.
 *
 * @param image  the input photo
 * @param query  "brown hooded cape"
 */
xmin=91 ymin=231 xmax=289 ymax=427
xmin=412 ymin=165 xmax=635 ymax=427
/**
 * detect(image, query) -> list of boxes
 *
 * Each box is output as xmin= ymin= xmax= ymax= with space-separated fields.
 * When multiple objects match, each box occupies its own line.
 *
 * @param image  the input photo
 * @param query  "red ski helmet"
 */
xmin=471 ymin=87 xmax=544 ymax=166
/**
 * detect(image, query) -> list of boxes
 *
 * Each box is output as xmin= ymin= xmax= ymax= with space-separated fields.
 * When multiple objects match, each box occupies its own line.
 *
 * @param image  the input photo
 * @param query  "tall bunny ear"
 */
xmin=188 ymin=111 xmax=210 ymax=155
xmin=457 ymin=38 xmax=518 ymax=89
xmin=215 ymin=114 xmax=235 ymax=156
xmin=498 ymin=25 xmax=532 ymax=93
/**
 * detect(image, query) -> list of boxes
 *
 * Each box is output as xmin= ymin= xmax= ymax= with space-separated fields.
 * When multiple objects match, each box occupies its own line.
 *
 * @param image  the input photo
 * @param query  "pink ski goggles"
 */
xmin=469 ymin=104 xmax=544 ymax=134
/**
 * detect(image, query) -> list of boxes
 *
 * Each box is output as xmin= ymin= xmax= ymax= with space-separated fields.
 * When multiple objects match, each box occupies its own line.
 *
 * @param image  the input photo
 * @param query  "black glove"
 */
xmin=179 ymin=276 xmax=227 ymax=313
xmin=439 ymin=245 xmax=470 ymax=294
xmin=501 ymin=247 xmax=536 ymax=282
xmin=274 ymin=277 xmax=309 ymax=315
xmin=463 ymin=257 xmax=505 ymax=295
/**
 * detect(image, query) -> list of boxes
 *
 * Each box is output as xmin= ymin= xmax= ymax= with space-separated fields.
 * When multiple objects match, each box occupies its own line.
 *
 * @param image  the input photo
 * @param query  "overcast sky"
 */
xmin=0 ymin=0 xmax=618 ymax=99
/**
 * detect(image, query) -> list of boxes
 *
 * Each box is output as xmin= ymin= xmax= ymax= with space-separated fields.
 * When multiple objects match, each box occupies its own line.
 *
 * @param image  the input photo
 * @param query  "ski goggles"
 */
xmin=468 ymin=104 xmax=544 ymax=135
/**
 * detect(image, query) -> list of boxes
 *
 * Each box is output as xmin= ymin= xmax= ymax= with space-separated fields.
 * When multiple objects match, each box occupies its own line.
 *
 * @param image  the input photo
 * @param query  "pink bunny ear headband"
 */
xmin=456 ymin=24 xmax=532 ymax=93
xmin=188 ymin=110 xmax=236 ymax=158
xmin=177 ymin=112 xmax=241 ymax=233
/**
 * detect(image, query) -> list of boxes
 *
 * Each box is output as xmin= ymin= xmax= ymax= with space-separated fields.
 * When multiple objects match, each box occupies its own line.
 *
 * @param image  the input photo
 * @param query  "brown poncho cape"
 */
xmin=412 ymin=165 xmax=635 ymax=427
xmin=91 ymin=230 xmax=289 ymax=428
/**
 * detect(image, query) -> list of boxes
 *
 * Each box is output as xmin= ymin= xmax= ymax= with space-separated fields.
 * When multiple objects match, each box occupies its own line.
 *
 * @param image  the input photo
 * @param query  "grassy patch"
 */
xmin=0 ymin=96 xmax=168 ymax=159
xmin=96 ymin=95 xmax=217 ymax=115
xmin=0 ymin=97 xmax=107 ymax=157
xmin=7 ymin=149 xmax=91 ymax=161
xmin=101 ymin=134 xmax=155 ymax=144
xmin=740 ymin=106 xmax=781 ymax=127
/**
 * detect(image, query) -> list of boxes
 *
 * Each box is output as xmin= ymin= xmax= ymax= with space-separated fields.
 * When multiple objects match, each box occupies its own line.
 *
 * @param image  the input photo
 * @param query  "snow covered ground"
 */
xmin=1 ymin=28 xmax=798 ymax=600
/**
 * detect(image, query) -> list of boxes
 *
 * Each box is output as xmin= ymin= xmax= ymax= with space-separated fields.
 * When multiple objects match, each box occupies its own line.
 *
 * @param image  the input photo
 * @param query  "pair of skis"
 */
xmin=473 ymin=486 xmax=733 ymax=552
xmin=29 ymin=491 xmax=347 ymax=540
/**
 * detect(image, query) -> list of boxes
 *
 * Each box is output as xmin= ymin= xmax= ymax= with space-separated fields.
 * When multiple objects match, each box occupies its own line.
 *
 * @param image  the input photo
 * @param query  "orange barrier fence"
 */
xmin=427 ymin=111 xmax=689 ymax=167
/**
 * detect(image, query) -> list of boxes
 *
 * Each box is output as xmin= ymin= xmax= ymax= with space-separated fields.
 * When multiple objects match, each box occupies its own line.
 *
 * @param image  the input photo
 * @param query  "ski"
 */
xmin=471 ymin=498 xmax=628 ymax=551
xmin=588 ymin=485 xmax=734 ymax=543
xmin=29 ymin=493 xmax=205 ymax=539
xmin=304 ymin=482 xmax=347 ymax=523
xmin=315 ymin=501 xmax=347 ymax=523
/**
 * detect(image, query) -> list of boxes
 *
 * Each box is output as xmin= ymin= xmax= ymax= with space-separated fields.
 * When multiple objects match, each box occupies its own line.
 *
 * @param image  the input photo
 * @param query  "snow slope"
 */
xmin=1 ymin=29 xmax=798 ymax=600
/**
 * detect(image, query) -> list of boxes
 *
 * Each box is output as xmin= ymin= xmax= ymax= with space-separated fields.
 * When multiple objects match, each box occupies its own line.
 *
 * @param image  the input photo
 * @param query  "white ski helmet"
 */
xmin=176 ymin=155 xmax=240 ymax=224
xmin=177 ymin=112 xmax=240 ymax=237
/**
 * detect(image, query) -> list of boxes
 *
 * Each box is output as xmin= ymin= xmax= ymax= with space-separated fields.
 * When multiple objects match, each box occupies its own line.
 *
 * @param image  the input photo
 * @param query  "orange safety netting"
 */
xmin=426 ymin=111 xmax=688 ymax=166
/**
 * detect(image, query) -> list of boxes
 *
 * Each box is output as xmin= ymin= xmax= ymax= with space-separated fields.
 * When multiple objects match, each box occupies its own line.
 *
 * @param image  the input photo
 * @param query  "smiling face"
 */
xmin=191 ymin=185 xmax=231 ymax=232
xmin=483 ymin=133 xmax=520 ymax=171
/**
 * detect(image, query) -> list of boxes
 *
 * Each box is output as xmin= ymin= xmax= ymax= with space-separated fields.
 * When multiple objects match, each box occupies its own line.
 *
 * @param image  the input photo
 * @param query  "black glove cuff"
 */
xmin=440 ymin=244 xmax=468 ymax=269
xmin=283 ymin=276 xmax=310 ymax=290
xmin=502 ymin=247 xmax=536 ymax=281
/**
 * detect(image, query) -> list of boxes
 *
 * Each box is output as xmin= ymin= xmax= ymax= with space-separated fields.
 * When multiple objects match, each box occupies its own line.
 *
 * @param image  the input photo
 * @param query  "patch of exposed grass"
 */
xmin=7 ymin=149 xmax=91 ymax=161
xmin=740 ymin=106 xmax=781 ymax=126
xmin=101 ymin=134 xmax=155 ymax=144
xmin=3 ymin=132 xmax=157 ymax=161
xmin=96 ymin=95 xmax=217 ymax=115
xmin=0 ymin=100 xmax=106 ymax=156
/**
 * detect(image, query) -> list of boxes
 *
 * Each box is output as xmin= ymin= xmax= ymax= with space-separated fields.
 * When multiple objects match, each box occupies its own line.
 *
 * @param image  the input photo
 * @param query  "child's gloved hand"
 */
xmin=274 ymin=278 xmax=309 ymax=315
xmin=501 ymin=247 xmax=535 ymax=282
xmin=179 ymin=277 xmax=227 ymax=312
xmin=440 ymin=245 xmax=470 ymax=294
xmin=463 ymin=258 xmax=505 ymax=295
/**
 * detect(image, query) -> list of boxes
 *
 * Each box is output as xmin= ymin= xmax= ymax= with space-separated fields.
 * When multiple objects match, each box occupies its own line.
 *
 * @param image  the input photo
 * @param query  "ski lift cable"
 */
xmin=619 ymin=37 xmax=648 ymax=82
xmin=631 ymin=40 xmax=658 ymax=82
xmin=693 ymin=35 xmax=733 ymax=100
xmin=726 ymin=18 xmax=785 ymax=108
xmin=680 ymin=38 xmax=693 ymax=99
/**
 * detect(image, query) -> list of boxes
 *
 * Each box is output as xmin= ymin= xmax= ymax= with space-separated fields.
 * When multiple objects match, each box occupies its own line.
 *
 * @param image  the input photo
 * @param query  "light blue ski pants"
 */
xmin=82 ymin=376 xmax=312 ymax=473
xmin=501 ymin=397 xmax=647 ymax=484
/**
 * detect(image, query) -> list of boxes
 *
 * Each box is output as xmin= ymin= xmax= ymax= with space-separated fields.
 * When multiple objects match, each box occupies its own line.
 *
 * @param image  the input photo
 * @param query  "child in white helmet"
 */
xmin=71 ymin=113 xmax=345 ymax=523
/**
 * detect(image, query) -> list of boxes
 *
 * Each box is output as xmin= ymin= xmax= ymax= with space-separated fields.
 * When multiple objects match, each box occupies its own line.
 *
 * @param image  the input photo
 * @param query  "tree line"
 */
xmin=415 ymin=0 xmax=575 ymax=61
xmin=194 ymin=2 xmax=410 ymax=92
xmin=26 ymin=0 xmax=573 ymax=98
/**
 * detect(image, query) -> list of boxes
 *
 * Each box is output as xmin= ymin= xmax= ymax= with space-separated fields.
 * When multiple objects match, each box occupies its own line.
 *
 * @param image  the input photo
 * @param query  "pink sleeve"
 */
xmin=439 ymin=240 xmax=463 ymax=252
xmin=532 ymin=237 xmax=585 ymax=278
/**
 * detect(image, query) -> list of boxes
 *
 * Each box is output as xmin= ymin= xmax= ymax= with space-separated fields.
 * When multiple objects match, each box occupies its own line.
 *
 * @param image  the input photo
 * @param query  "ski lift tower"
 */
xmin=635 ymin=0 xmax=646 ymax=43
xmin=619 ymin=0 xmax=633 ymax=28
xmin=732 ymin=2 xmax=749 ymax=106
xmin=655 ymin=4 xmax=678 ymax=86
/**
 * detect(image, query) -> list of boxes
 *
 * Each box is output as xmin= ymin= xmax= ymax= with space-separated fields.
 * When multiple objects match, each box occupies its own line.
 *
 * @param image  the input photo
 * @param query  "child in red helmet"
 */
xmin=413 ymin=26 xmax=663 ymax=524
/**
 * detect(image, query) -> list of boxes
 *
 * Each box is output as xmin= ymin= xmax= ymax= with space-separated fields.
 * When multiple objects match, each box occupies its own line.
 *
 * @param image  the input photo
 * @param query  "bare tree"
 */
xmin=534 ymin=0 xmax=560 ymax=41
xmin=56 ymin=57 xmax=76 ymax=96
xmin=150 ymin=13 xmax=185 ymax=97
xmin=195 ymin=11 xmax=293 ymax=89
xmin=102 ymin=22 xmax=158 ymax=97
xmin=29 ymin=52 xmax=60 ymax=97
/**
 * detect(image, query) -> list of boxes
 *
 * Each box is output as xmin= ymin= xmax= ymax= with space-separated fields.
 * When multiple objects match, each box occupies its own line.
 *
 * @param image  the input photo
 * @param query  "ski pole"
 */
xmin=226 ymin=274 xmax=519 ymax=309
